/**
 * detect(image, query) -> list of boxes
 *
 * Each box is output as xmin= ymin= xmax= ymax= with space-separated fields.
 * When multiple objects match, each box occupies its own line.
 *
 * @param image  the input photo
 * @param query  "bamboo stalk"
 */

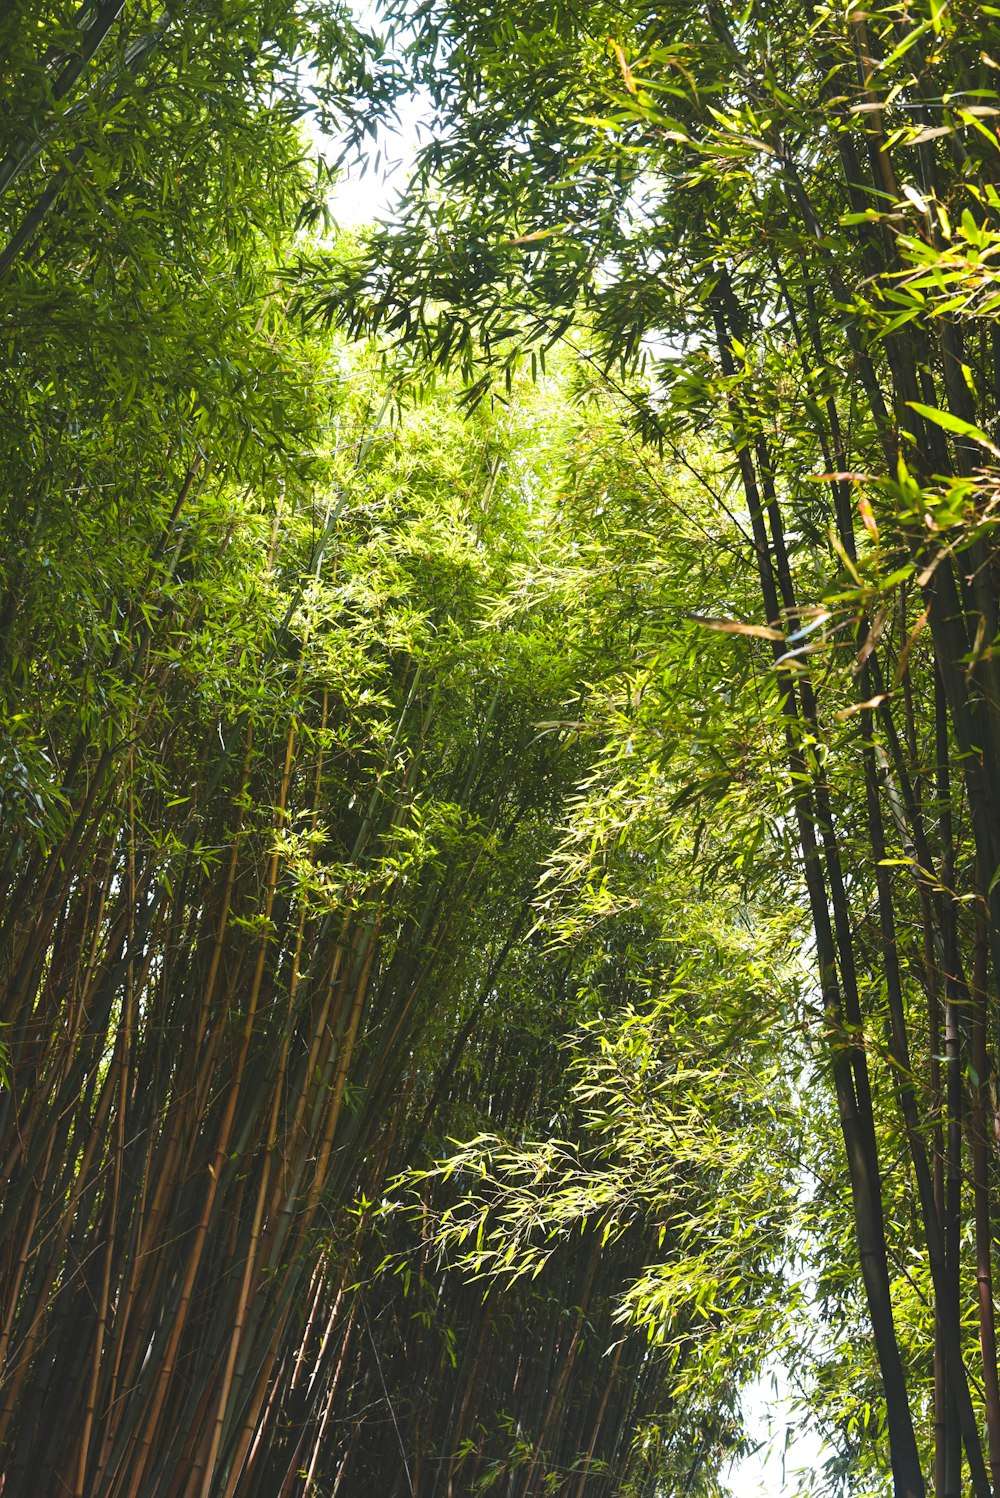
xmin=119 ymin=720 xmax=297 ymax=1498
xmin=971 ymin=891 xmax=1000 ymax=1492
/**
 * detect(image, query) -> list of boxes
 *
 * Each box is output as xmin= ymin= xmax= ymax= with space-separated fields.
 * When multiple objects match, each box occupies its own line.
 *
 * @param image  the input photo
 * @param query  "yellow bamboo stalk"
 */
xmin=217 ymin=1303 xmax=295 ymax=1498
xmin=300 ymin=1304 xmax=361 ymax=1498
xmin=0 ymin=1045 xmax=119 ymax=1440
xmin=72 ymin=759 xmax=136 ymax=1497
xmin=120 ymin=719 xmax=296 ymax=1498
xmin=204 ymin=703 xmax=357 ymax=1497
xmin=302 ymin=919 xmax=379 ymax=1225
xmin=72 ymin=968 xmax=131 ymax=1496
xmin=193 ymin=1008 xmax=290 ymax=1497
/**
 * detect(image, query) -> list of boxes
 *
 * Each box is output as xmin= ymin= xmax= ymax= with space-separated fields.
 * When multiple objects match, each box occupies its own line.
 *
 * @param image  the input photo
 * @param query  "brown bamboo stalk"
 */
xmin=299 ymin=1304 xmax=360 ymax=1498
xmin=971 ymin=892 xmax=1000 ymax=1491
xmin=120 ymin=719 xmax=297 ymax=1498
xmin=90 ymin=735 xmax=256 ymax=1478
xmin=712 ymin=286 xmax=925 ymax=1496
xmin=72 ymin=760 xmax=137 ymax=1497
xmin=193 ymin=993 xmax=291 ymax=1497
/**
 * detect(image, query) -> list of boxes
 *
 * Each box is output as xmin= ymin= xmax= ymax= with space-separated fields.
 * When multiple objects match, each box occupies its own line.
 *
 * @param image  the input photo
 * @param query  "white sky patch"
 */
xmin=726 ymin=1364 xmax=830 ymax=1497
xmin=327 ymin=85 xmax=428 ymax=228
xmin=297 ymin=0 xmax=427 ymax=230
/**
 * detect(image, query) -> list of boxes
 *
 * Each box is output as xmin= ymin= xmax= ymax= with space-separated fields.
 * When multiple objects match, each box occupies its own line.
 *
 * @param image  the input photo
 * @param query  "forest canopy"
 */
xmin=1 ymin=3 xmax=1000 ymax=1497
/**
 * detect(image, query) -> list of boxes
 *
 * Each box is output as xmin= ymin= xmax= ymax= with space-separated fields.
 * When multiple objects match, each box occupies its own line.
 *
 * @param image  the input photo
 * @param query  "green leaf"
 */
xmin=906 ymin=402 xmax=1000 ymax=457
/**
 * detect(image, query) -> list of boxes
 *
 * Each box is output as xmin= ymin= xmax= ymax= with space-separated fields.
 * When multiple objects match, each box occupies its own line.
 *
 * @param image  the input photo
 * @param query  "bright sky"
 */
xmin=726 ymin=1366 xmax=828 ymax=1498
xmin=296 ymin=0 xmax=426 ymax=229
xmin=326 ymin=86 xmax=427 ymax=228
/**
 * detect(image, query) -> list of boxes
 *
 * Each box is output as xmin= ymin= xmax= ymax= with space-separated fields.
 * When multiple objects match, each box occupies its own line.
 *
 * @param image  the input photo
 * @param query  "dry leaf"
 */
xmin=687 ymin=614 xmax=784 ymax=641
xmin=836 ymin=694 xmax=891 ymax=721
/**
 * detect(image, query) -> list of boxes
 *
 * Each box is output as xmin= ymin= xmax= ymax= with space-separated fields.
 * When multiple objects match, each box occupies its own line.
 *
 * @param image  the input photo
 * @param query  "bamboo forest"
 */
xmin=6 ymin=3 xmax=1000 ymax=1496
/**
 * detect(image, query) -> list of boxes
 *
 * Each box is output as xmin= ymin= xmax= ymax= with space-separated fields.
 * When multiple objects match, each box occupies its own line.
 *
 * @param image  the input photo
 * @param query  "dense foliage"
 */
xmin=304 ymin=3 xmax=1000 ymax=1494
xmin=4 ymin=2 xmax=1000 ymax=1496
